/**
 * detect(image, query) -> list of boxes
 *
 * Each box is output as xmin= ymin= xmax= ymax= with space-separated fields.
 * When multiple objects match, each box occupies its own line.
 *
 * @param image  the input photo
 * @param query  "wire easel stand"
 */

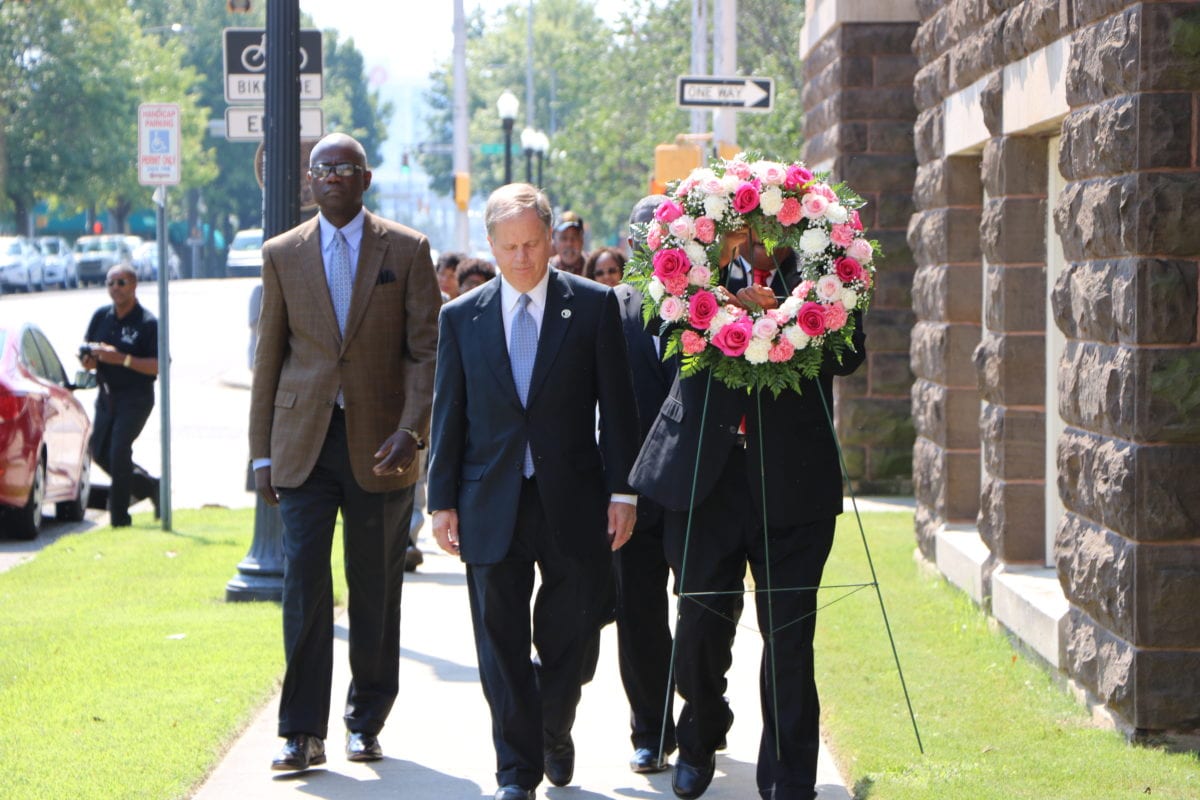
xmin=655 ymin=369 xmax=923 ymax=768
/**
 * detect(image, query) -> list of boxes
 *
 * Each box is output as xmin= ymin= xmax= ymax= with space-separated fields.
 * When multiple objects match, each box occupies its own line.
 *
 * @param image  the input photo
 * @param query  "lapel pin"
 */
xmin=561 ymin=309 xmax=571 ymax=319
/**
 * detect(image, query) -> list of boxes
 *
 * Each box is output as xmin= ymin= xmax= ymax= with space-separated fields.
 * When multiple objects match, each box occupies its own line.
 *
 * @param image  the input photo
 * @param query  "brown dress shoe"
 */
xmin=271 ymin=734 xmax=326 ymax=771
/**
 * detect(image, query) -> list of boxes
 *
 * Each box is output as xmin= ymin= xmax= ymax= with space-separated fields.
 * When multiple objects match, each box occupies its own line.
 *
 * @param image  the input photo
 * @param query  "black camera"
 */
xmin=78 ymin=344 xmax=93 ymax=360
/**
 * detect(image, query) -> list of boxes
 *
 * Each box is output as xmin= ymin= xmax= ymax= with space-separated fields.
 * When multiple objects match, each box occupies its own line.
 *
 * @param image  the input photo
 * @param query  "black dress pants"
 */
xmin=614 ymin=514 xmax=676 ymax=754
xmin=665 ymin=450 xmax=836 ymax=800
xmin=90 ymin=388 xmax=156 ymax=525
xmin=465 ymin=476 xmax=611 ymax=790
xmin=276 ymin=409 xmax=412 ymax=740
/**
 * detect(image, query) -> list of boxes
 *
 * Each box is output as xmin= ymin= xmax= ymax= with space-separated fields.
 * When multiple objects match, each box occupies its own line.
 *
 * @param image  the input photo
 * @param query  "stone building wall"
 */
xmin=800 ymin=6 xmax=919 ymax=495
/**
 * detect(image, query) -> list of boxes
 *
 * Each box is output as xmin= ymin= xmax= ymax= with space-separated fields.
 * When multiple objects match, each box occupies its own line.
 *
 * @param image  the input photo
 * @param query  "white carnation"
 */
xmin=744 ymin=338 xmax=772 ymax=364
xmin=779 ymin=296 xmax=802 ymax=318
xmin=647 ymin=278 xmax=665 ymax=302
xmin=799 ymin=228 xmax=830 ymax=254
xmin=759 ymin=186 xmax=784 ymax=216
xmin=710 ymin=309 xmax=735 ymax=332
xmin=784 ymin=325 xmax=811 ymax=350
xmin=685 ymin=242 xmax=708 ymax=267
xmin=824 ymin=203 xmax=849 ymax=224
xmin=840 ymin=287 xmax=859 ymax=309
xmin=703 ymin=194 xmax=729 ymax=220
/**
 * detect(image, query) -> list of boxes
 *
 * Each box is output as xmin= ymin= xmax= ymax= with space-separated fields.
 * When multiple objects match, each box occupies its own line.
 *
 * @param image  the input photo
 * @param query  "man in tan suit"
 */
xmin=249 ymin=132 xmax=441 ymax=772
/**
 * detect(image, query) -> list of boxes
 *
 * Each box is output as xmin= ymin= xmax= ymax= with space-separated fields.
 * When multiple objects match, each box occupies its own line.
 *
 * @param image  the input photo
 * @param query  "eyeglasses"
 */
xmin=106 ymin=278 xmax=129 ymax=287
xmin=308 ymin=162 xmax=365 ymax=180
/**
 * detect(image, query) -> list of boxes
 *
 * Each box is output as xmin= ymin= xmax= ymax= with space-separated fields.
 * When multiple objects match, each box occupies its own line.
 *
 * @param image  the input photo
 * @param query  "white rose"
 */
xmin=685 ymin=242 xmax=708 ymax=267
xmin=840 ymin=287 xmax=859 ymax=309
xmin=648 ymin=278 xmax=665 ymax=302
xmin=744 ymin=338 xmax=772 ymax=364
xmin=784 ymin=324 xmax=811 ymax=350
xmin=759 ymin=186 xmax=784 ymax=216
xmin=704 ymin=194 xmax=729 ymax=220
xmin=799 ymin=228 xmax=830 ymax=254
xmin=824 ymin=203 xmax=849 ymax=224
xmin=816 ymin=275 xmax=842 ymax=301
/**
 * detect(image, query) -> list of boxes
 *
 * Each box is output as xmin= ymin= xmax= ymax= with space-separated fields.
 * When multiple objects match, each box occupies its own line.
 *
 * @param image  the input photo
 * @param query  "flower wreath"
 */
xmin=625 ymin=153 xmax=878 ymax=396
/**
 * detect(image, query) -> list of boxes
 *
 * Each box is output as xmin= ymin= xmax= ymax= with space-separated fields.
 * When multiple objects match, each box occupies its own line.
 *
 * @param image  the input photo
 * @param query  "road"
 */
xmin=1 ymin=278 xmax=261 ymax=561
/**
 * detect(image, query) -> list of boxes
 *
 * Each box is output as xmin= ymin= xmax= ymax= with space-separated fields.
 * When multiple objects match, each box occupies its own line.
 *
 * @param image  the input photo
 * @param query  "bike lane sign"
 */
xmin=223 ymin=27 xmax=323 ymax=103
xmin=138 ymin=103 xmax=181 ymax=186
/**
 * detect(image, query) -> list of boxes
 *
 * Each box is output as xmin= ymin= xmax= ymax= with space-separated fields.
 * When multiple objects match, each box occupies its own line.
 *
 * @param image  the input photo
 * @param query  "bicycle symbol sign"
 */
xmin=223 ymin=27 xmax=323 ymax=103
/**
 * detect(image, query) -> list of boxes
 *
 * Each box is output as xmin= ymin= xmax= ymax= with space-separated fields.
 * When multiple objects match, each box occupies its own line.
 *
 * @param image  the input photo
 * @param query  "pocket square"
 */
xmin=377 ymin=269 xmax=397 ymax=285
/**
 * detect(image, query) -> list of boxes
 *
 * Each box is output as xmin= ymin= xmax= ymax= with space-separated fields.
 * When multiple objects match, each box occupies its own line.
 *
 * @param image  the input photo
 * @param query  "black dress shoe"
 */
xmin=404 ymin=545 xmax=424 ymax=572
xmin=494 ymin=785 xmax=535 ymax=800
xmin=672 ymin=754 xmax=715 ymax=799
xmin=346 ymin=731 xmax=382 ymax=762
xmin=630 ymin=747 xmax=669 ymax=773
xmin=543 ymin=736 xmax=574 ymax=787
xmin=271 ymin=734 xmax=326 ymax=771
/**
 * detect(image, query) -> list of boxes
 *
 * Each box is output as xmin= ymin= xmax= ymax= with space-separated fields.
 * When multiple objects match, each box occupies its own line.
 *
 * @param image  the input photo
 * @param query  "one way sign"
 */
xmin=676 ymin=76 xmax=774 ymax=112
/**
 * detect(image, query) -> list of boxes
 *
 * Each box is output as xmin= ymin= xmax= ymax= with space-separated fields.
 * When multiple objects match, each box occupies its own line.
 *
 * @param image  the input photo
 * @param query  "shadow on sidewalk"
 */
xmin=271 ymin=759 xmax=481 ymax=799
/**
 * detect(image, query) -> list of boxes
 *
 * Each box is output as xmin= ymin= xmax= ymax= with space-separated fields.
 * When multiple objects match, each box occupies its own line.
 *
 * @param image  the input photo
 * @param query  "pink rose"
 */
xmin=659 ymin=295 xmax=685 ymax=323
xmin=694 ymin=216 xmax=716 ymax=244
xmin=793 ymin=279 xmax=815 ymax=300
xmin=777 ymin=197 xmax=803 ymax=227
xmin=663 ymin=274 xmax=689 ymax=296
xmin=711 ymin=317 xmax=753 ymax=356
xmin=652 ymin=248 xmax=690 ymax=282
xmin=732 ymin=182 xmax=761 ymax=214
xmin=767 ymin=309 xmax=791 ymax=326
xmin=768 ymin=338 xmax=795 ymax=363
xmin=668 ymin=216 xmax=694 ymax=240
xmin=849 ymin=209 xmax=863 ymax=231
xmin=752 ymin=316 xmax=779 ymax=340
xmin=645 ymin=224 xmax=663 ymax=251
xmin=801 ymin=193 xmax=828 ymax=219
xmin=830 ymin=223 xmax=856 ymax=248
xmin=700 ymin=176 xmax=725 ymax=195
xmin=688 ymin=290 xmax=720 ymax=330
xmin=825 ymin=301 xmax=849 ymax=331
xmin=727 ymin=160 xmax=753 ymax=180
xmin=797 ymin=302 xmax=827 ymax=337
xmin=676 ymin=179 xmax=696 ymax=197
xmin=754 ymin=161 xmax=788 ymax=185
xmin=811 ymin=182 xmax=837 ymax=201
xmin=816 ymin=275 xmax=842 ymax=301
xmin=846 ymin=238 xmax=873 ymax=263
xmin=834 ymin=256 xmax=863 ymax=283
xmin=681 ymin=329 xmax=708 ymax=355
xmin=688 ymin=265 xmax=712 ymax=286
xmin=784 ymin=164 xmax=814 ymax=190
xmin=655 ymin=200 xmax=684 ymax=223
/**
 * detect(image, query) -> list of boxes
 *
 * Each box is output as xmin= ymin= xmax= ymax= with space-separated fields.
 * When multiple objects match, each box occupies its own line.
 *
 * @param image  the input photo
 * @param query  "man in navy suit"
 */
xmin=427 ymin=183 xmax=640 ymax=800
xmin=630 ymin=232 xmax=866 ymax=800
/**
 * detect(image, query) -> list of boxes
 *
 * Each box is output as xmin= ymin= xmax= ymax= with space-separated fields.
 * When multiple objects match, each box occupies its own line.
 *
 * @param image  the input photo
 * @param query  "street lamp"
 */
xmin=520 ymin=127 xmax=537 ymax=184
xmin=533 ymin=130 xmax=549 ymax=187
xmin=497 ymin=89 xmax=519 ymax=185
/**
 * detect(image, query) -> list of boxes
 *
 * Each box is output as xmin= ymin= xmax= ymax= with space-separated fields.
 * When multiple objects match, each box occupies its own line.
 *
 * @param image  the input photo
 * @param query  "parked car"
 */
xmin=35 ymin=236 xmax=75 ymax=289
xmin=226 ymin=228 xmax=263 ymax=277
xmin=131 ymin=241 xmax=181 ymax=281
xmin=0 ymin=236 xmax=44 ymax=293
xmin=0 ymin=322 xmax=93 ymax=539
xmin=72 ymin=234 xmax=133 ymax=287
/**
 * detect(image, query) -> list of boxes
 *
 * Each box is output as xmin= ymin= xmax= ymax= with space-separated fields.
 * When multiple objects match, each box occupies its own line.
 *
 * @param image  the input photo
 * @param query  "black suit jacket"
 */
xmin=608 ymin=283 xmax=675 ymax=531
xmin=628 ymin=259 xmax=867 ymax=527
xmin=428 ymin=269 xmax=640 ymax=564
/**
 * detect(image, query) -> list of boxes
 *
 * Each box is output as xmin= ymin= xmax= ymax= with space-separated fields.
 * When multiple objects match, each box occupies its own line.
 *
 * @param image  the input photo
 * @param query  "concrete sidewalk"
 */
xmin=189 ymin=504 xmax=919 ymax=800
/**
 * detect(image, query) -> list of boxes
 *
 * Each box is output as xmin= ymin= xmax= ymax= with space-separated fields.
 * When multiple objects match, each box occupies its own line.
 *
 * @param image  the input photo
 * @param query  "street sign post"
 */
xmin=223 ymin=27 xmax=323 ymax=103
xmin=225 ymin=106 xmax=323 ymax=141
xmin=137 ymin=103 xmax=181 ymax=186
xmin=676 ymin=75 xmax=774 ymax=112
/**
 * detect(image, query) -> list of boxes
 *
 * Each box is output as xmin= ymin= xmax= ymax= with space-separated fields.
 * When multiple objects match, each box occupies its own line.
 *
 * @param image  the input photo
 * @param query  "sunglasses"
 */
xmin=308 ymin=162 xmax=365 ymax=180
xmin=106 ymin=278 xmax=129 ymax=287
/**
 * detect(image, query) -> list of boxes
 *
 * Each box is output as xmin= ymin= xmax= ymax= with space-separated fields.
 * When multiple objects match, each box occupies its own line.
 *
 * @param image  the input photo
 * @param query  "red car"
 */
xmin=0 ymin=322 xmax=92 ymax=539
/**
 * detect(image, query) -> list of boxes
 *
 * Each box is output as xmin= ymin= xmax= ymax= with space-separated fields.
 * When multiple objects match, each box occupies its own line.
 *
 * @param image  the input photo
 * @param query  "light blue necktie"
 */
xmin=330 ymin=230 xmax=353 ymax=406
xmin=510 ymin=293 xmax=538 ymax=477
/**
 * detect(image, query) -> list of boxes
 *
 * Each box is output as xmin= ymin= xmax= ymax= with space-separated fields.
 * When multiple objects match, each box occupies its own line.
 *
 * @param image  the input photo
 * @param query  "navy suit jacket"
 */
xmin=428 ymin=269 xmax=640 ymax=565
xmin=628 ymin=259 xmax=867 ymax=528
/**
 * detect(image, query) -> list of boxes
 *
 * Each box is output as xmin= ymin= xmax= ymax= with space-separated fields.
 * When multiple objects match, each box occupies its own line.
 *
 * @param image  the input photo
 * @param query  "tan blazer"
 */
xmin=249 ymin=210 xmax=441 ymax=492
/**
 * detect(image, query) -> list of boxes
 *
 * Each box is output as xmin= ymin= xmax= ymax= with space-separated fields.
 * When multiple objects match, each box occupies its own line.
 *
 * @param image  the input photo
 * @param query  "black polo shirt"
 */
xmin=84 ymin=302 xmax=158 ymax=396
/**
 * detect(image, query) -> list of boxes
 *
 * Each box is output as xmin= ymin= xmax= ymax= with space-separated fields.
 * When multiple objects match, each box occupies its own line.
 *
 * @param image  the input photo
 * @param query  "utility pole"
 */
xmin=453 ymin=0 xmax=470 ymax=252
xmin=691 ymin=0 xmax=708 ymax=135
xmin=712 ymin=0 xmax=737 ymax=154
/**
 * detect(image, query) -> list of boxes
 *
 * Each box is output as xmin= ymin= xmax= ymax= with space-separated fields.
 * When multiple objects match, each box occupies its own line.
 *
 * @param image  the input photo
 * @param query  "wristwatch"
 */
xmin=123 ymin=354 xmax=132 ymax=368
xmin=397 ymin=427 xmax=426 ymax=450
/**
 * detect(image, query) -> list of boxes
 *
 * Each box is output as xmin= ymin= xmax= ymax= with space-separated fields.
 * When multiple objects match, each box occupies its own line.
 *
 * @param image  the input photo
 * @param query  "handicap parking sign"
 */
xmin=149 ymin=129 xmax=170 ymax=154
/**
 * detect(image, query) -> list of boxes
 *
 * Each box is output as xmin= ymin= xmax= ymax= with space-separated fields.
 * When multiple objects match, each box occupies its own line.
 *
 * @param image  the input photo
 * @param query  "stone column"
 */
xmin=1053 ymin=1 xmax=1200 ymax=740
xmin=800 ymin=0 xmax=920 ymax=496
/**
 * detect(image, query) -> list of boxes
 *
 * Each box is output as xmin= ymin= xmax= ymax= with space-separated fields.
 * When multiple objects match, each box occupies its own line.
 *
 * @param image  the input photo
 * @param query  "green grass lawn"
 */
xmin=817 ymin=511 xmax=1200 ymax=800
xmin=0 ymin=509 xmax=304 ymax=800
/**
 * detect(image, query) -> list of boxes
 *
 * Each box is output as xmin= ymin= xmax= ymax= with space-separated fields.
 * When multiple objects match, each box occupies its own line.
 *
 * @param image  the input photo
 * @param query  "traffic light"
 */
xmin=654 ymin=141 xmax=703 ymax=187
xmin=454 ymin=172 xmax=470 ymax=211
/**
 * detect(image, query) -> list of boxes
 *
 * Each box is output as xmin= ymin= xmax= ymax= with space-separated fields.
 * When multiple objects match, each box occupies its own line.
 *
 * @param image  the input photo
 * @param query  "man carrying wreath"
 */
xmin=629 ymin=228 xmax=867 ymax=800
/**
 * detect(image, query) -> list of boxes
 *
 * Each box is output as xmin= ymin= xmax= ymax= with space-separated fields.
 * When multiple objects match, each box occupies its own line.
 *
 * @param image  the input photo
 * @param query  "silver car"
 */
xmin=35 ymin=236 xmax=75 ymax=289
xmin=72 ymin=234 xmax=133 ymax=287
xmin=0 ymin=236 xmax=44 ymax=293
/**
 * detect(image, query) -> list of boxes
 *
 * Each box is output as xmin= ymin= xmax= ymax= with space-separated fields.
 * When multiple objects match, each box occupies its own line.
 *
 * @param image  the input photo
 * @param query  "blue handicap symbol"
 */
xmin=149 ymin=129 xmax=170 ymax=154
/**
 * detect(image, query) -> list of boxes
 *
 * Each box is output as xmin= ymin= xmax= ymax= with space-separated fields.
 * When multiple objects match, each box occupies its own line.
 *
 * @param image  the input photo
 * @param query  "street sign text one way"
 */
xmin=676 ymin=76 xmax=774 ymax=112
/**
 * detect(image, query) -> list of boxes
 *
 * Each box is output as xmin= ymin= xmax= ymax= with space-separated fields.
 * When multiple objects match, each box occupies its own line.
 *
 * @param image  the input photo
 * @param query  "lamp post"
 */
xmin=533 ymin=130 xmax=549 ymax=188
xmin=520 ymin=127 xmax=537 ymax=184
xmin=497 ymin=90 xmax=519 ymax=185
